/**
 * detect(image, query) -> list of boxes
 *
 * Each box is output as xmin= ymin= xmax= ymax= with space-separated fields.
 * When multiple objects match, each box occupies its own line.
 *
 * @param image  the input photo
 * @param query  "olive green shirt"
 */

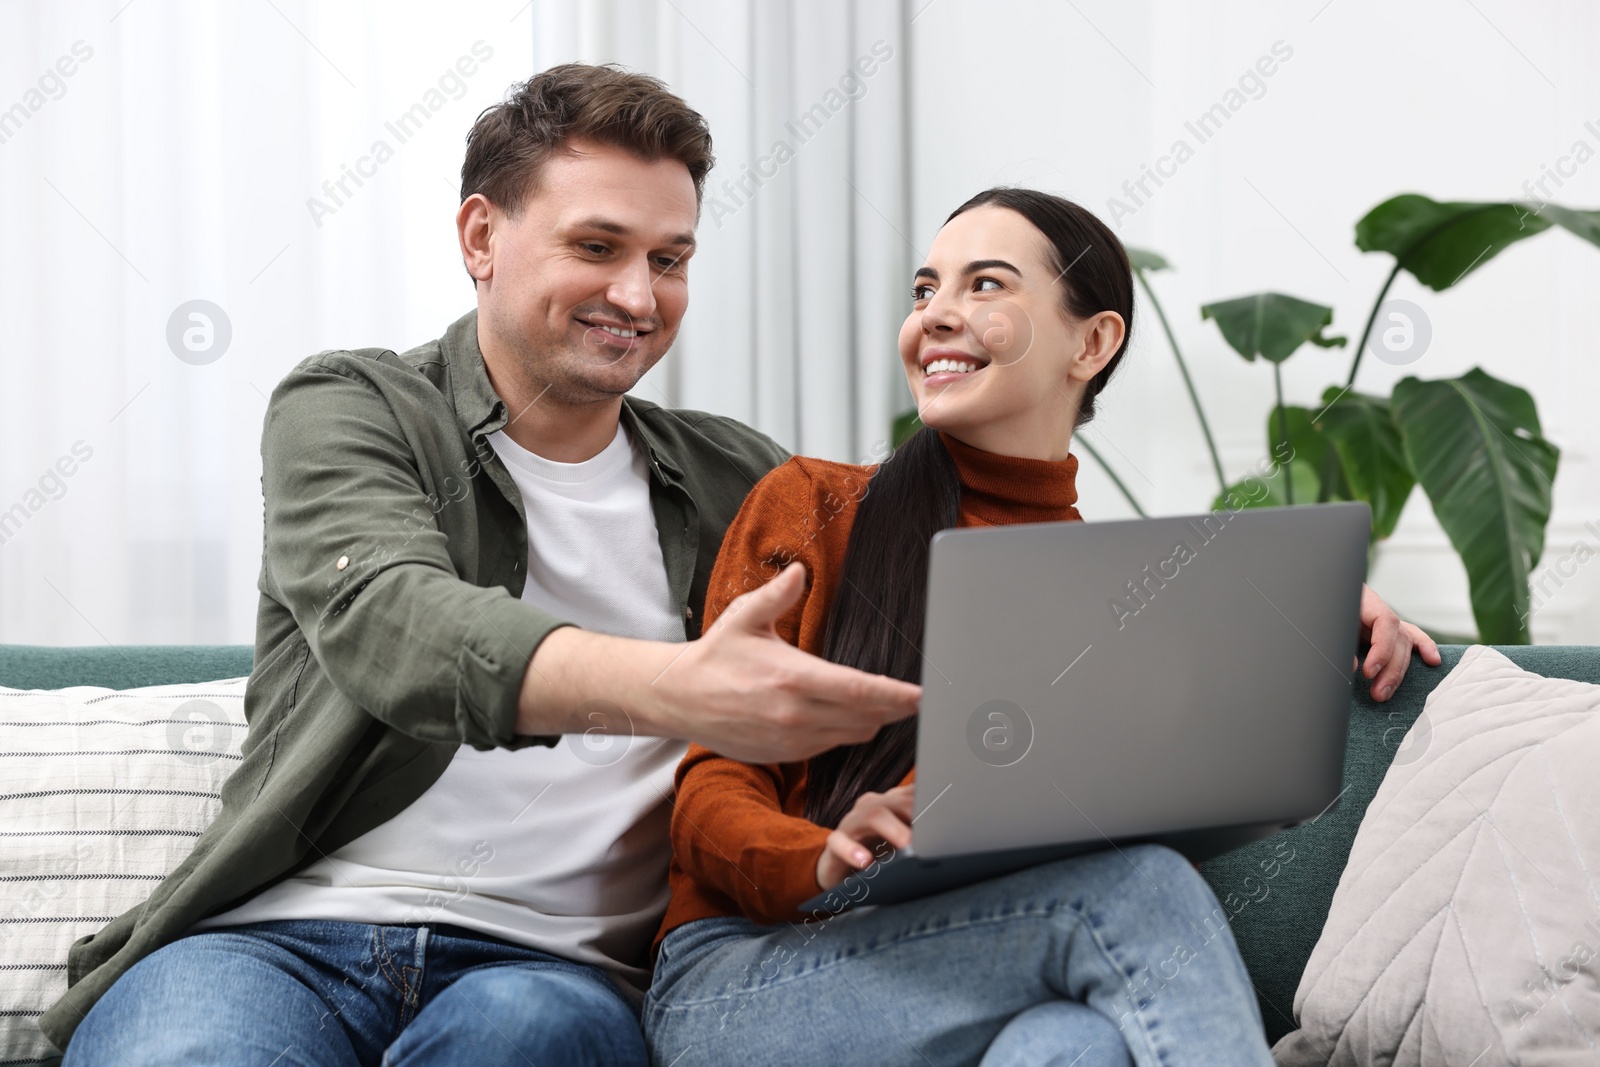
xmin=42 ymin=310 xmax=788 ymax=1051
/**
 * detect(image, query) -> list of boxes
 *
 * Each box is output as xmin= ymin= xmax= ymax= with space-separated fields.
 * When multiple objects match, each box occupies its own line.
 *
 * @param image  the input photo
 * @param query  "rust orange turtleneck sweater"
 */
xmin=656 ymin=432 xmax=1081 ymax=947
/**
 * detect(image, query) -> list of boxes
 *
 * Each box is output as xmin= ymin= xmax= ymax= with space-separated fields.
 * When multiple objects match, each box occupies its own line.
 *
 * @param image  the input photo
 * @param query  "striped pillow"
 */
xmin=0 ymin=679 xmax=248 ymax=1066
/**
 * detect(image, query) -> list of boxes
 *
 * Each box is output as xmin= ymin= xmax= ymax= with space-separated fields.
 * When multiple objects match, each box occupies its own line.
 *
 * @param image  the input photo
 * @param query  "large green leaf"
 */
xmin=1315 ymin=388 xmax=1414 ymax=540
xmin=1356 ymin=194 xmax=1600 ymax=290
xmin=1391 ymin=369 xmax=1559 ymax=644
xmin=1270 ymin=405 xmax=1334 ymax=478
xmin=1201 ymin=293 xmax=1347 ymax=364
xmin=1127 ymin=247 xmax=1170 ymax=272
xmin=1539 ymin=203 xmax=1600 ymax=246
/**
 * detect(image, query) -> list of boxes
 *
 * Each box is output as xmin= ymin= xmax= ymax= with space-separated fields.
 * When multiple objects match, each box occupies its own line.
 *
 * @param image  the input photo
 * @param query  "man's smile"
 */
xmin=576 ymin=314 xmax=655 ymax=350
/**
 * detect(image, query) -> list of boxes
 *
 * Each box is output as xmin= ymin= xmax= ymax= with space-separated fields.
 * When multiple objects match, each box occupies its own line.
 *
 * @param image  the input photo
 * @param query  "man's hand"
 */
xmin=648 ymin=564 xmax=922 ymax=760
xmin=816 ymin=784 xmax=914 ymax=891
xmin=1357 ymin=583 xmax=1441 ymax=702
xmin=519 ymin=563 xmax=921 ymax=763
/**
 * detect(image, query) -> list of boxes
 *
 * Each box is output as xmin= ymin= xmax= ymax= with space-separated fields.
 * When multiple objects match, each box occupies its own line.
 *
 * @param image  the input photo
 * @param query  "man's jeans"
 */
xmin=645 ymin=844 xmax=1274 ymax=1067
xmin=62 ymin=919 xmax=647 ymax=1067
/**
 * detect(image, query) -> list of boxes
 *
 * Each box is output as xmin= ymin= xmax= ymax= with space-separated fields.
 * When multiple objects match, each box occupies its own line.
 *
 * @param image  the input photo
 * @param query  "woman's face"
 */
xmin=897 ymin=204 xmax=1123 ymax=461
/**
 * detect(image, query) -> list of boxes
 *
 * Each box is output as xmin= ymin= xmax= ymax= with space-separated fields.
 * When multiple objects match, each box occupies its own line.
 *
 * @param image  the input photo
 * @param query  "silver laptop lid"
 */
xmin=911 ymin=502 xmax=1370 ymax=859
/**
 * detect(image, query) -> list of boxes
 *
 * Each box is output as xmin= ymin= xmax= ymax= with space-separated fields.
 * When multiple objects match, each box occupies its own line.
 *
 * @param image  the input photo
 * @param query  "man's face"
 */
xmin=475 ymin=138 xmax=698 ymax=405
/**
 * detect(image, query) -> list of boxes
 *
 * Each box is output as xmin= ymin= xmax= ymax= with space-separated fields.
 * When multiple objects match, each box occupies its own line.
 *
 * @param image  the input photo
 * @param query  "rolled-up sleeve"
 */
xmin=260 ymin=355 xmax=563 ymax=750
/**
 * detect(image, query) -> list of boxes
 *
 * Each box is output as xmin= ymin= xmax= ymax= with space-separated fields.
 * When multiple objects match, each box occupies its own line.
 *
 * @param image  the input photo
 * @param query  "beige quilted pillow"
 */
xmin=1274 ymin=645 xmax=1600 ymax=1066
xmin=0 ymin=678 xmax=248 ymax=1065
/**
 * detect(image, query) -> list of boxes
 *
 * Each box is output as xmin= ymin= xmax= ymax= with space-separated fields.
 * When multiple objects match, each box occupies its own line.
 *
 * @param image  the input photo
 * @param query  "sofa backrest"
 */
xmin=0 ymin=645 xmax=254 ymax=691
xmin=6 ymin=642 xmax=1600 ymax=1044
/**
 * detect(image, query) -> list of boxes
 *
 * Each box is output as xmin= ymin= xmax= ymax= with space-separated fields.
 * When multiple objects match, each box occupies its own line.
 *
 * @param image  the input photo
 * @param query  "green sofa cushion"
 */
xmin=1200 ymin=644 xmax=1600 ymax=1042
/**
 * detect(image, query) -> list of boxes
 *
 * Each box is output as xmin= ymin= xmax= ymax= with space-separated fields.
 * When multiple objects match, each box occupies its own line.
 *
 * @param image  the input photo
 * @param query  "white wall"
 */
xmin=909 ymin=0 xmax=1600 ymax=642
xmin=2 ymin=0 xmax=1596 ymax=645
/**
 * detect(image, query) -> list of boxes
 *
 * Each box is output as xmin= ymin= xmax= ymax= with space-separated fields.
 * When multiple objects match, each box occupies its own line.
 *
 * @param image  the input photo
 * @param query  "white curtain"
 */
xmin=0 ymin=0 xmax=911 ymax=645
xmin=0 ymin=2 xmax=533 ymax=645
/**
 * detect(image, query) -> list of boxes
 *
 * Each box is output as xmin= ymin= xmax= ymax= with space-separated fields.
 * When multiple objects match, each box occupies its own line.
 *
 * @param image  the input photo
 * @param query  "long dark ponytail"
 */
xmin=802 ymin=187 xmax=1135 ymax=829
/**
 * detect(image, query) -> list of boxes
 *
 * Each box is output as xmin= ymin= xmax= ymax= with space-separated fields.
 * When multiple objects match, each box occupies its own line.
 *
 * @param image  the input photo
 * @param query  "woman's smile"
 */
xmin=919 ymin=345 xmax=989 ymax=387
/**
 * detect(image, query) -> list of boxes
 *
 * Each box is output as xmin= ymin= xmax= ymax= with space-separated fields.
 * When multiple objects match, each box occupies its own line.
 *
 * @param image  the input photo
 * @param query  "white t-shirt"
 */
xmin=196 ymin=423 xmax=687 ymax=991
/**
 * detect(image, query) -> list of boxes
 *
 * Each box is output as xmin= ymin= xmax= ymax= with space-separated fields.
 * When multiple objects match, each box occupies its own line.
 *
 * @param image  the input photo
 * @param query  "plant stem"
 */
xmin=1273 ymin=363 xmax=1293 ymax=505
xmin=1344 ymin=259 xmax=1403 ymax=389
xmin=1076 ymin=437 xmax=1147 ymax=517
xmin=1344 ymin=203 xmax=1500 ymax=388
xmin=1134 ymin=267 xmax=1228 ymax=496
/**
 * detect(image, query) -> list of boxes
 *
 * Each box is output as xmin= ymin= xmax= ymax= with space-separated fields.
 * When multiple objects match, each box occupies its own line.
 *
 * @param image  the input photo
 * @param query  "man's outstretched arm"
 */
xmin=264 ymin=357 xmax=917 ymax=762
xmin=516 ymin=573 xmax=1433 ymax=756
xmin=519 ymin=563 xmax=922 ymax=763
xmin=522 ymin=571 xmax=1433 ymax=758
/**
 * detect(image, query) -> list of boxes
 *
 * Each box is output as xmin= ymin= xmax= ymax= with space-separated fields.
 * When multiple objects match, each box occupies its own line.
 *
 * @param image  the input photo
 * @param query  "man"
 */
xmin=49 ymin=64 xmax=1436 ymax=1065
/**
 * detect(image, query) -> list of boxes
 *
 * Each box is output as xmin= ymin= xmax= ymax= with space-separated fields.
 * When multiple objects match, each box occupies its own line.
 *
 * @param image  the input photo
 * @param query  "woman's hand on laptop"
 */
xmin=1356 ymin=583 xmax=1442 ymax=702
xmin=816 ymin=784 xmax=915 ymax=890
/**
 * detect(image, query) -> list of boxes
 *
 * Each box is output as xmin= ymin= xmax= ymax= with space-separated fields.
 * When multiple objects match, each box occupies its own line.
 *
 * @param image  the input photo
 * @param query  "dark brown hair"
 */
xmin=460 ymin=63 xmax=715 ymax=215
xmin=803 ymin=188 xmax=1134 ymax=829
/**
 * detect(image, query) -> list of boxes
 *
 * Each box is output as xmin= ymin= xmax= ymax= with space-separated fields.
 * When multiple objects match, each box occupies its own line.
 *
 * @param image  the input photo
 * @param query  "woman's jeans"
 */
xmin=645 ymin=844 xmax=1274 ymax=1067
xmin=62 ymin=919 xmax=647 ymax=1067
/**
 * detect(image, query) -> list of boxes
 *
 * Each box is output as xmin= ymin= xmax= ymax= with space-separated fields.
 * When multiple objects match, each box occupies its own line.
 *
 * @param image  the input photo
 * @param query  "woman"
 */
xmin=644 ymin=189 xmax=1310 ymax=1066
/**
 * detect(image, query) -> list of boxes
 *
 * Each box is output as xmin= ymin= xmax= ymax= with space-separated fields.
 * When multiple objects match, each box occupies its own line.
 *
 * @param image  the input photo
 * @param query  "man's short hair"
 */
xmin=461 ymin=63 xmax=714 ymax=215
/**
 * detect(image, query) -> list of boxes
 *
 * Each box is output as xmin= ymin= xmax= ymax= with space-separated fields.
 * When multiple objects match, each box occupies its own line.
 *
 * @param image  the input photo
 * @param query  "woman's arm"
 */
xmin=671 ymin=743 xmax=831 ymax=923
xmin=669 ymin=458 xmax=866 ymax=923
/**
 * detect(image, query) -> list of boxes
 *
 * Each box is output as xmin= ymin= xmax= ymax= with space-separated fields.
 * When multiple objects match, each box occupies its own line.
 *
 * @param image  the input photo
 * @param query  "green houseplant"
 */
xmin=1139 ymin=195 xmax=1593 ymax=644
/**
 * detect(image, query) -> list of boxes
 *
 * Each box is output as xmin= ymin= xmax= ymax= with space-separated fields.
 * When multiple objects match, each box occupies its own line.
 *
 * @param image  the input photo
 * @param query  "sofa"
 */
xmin=4 ymin=641 xmax=1596 ymax=1047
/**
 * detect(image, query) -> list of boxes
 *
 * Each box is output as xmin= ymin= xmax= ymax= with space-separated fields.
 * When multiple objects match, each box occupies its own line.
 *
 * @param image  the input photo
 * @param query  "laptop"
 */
xmin=799 ymin=502 xmax=1370 ymax=916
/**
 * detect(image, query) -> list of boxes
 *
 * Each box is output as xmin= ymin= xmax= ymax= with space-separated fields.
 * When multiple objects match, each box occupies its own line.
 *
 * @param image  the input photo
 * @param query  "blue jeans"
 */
xmin=645 ymin=845 xmax=1273 ymax=1067
xmin=62 ymin=919 xmax=647 ymax=1066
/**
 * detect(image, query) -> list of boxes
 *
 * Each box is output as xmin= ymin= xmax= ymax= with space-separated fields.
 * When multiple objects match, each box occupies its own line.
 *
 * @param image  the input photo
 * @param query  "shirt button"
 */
xmin=684 ymin=605 xmax=694 ymax=621
xmin=336 ymin=555 xmax=349 ymax=571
